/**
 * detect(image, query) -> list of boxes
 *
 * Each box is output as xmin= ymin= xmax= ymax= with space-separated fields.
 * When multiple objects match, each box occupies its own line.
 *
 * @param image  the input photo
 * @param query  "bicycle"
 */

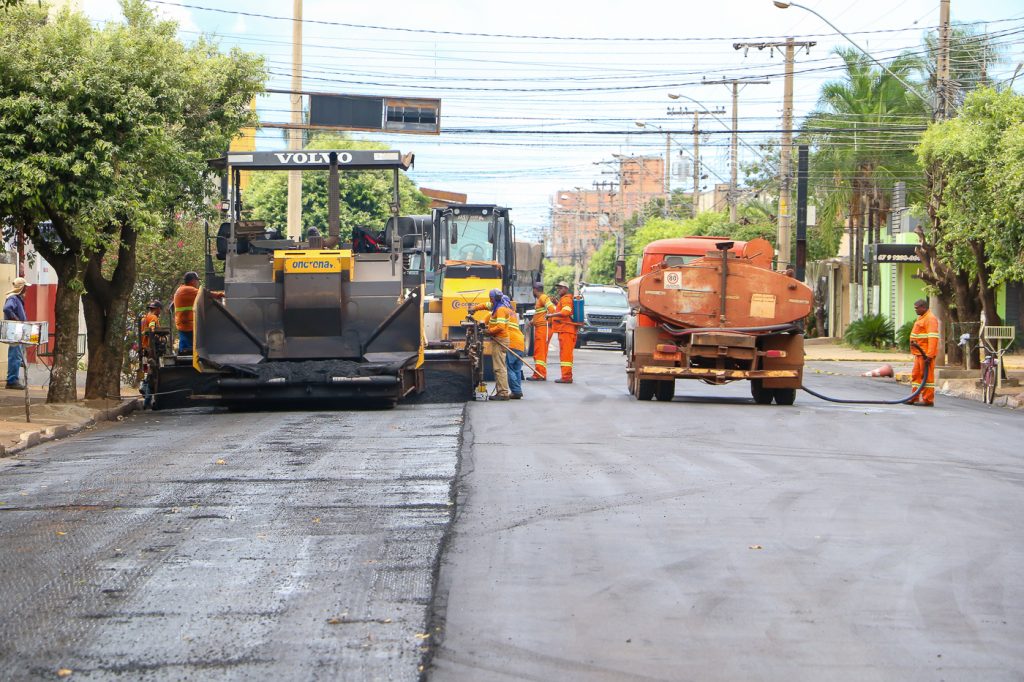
xmin=979 ymin=337 xmax=1012 ymax=405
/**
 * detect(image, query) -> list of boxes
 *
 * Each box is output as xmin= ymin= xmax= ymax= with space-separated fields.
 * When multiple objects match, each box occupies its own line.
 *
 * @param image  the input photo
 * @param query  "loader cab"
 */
xmin=434 ymin=205 xmax=515 ymax=293
xmin=434 ymin=205 xmax=516 ymax=282
xmin=427 ymin=204 xmax=515 ymax=343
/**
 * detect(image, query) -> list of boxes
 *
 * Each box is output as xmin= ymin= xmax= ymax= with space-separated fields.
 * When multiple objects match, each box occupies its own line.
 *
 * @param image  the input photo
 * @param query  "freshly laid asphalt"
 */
xmin=0 ymin=404 xmax=463 ymax=680
xmin=429 ymin=344 xmax=1024 ymax=681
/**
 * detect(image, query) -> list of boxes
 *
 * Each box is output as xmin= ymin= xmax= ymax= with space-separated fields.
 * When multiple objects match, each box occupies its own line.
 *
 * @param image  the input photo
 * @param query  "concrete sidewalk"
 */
xmin=805 ymin=337 xmax=1024 ymax=368
xmin=805 ymin=338 xmax=1024 ymax=409
xmin=0 ymin=364 xmax=139 ymax=456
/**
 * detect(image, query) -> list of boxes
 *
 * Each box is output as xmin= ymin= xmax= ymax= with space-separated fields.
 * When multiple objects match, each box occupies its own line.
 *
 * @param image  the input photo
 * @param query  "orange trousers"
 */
xmin=556 ymin=330 xmax=576 ymax=381
xmin=910 ymin=354 xmax=936 ymax=404
xmin=531 ymin=325 xmax=549 ymax=379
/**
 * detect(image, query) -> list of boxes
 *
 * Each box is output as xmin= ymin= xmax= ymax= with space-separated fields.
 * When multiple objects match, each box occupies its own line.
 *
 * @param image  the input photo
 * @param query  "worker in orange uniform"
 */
xmin=908 ymin=298 xmax=940 ymax=406
xmin=470 ymin=289 xmax=514 ymax=400
xmin=173 ymin=271 xmax=224 ymax=355
xmin=548 ymin=281 xmax=578 ymax=384
xmin=526 ymin=282 xmax=556 ymax=381
xmin=140 ymin=300 xmax=163 ymax=353
xmin=505 ymin=303 xmax=526 ymax=399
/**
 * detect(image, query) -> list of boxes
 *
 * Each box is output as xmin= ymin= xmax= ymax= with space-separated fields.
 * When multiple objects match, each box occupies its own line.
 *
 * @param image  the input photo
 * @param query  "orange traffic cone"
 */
xmin=863 ymin=364 xmax=894 ymax=378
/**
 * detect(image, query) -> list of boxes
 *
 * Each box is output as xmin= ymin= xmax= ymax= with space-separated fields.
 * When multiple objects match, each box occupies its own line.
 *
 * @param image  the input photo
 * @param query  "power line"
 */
xmin=145 ymin=0 xmax=1024 ymax=42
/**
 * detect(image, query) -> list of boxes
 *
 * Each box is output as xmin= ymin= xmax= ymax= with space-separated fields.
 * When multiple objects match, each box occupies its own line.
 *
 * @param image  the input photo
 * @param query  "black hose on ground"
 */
xmin=800 ymin=344 xmax=931 ymax=405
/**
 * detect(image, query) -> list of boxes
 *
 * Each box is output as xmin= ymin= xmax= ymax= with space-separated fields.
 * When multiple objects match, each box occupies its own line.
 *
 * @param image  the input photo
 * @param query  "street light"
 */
xmin=772 ymin=0 xmax=930 ymax=105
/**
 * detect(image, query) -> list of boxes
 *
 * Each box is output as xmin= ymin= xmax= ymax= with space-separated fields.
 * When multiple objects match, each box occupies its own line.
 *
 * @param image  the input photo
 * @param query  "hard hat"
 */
xmin=532 ymin=282 xmax=544 ymax=290
xmin=556 ymin=281 xmax=570 ymax=289
xmin=147 ymin=299 xmax=163 ymax=309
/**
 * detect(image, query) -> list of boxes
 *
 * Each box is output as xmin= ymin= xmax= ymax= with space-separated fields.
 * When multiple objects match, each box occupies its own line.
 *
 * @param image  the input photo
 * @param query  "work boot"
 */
xmin=491 ymin=394 xmax=510 ymax=401
xmin=554 ymin=378 xmax=573 ymax=384
xmin=6 ymin=382 xmax=26 ymax=390
xmin=525 ymin=377 xmax=545 ymax=382
xmin=510 ymin=393 xmax=523 ymax=400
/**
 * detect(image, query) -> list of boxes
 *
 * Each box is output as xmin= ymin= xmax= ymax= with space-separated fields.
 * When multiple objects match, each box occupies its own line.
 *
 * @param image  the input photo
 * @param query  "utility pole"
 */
xmin=286 ymin=0 xmax=303 ymax=241
xmin=664 ymin=132 xmax=671 ymax=215
xmin=667 ymin=107 xmax=724 ymax=217
xmin=702 ymin=77 xmax=770 ymax=222
xmin=734 ymin=39 xmax=815 ymax=269
xmin=936 ymin=0 xmax=952 ymax=120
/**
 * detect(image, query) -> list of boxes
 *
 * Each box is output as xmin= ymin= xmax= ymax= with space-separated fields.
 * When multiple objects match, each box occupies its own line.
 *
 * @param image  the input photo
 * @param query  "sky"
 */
xmin=78 ymin=0 xmax=1024 ymax=241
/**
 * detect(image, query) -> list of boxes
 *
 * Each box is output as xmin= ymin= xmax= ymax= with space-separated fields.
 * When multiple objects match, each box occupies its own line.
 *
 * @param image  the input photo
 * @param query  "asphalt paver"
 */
xmin=0 ymin=403 xmax=463 ymax=680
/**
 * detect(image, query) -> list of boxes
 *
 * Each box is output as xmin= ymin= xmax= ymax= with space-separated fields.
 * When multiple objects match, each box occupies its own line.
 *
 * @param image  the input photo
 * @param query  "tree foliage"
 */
xmin=542 ymin=259 xmax=575 ymax=293
xmin=801 ymin=48 xmax=929 ymax=263
xmin=917 ymin=87 xmax=1024 ymax=328
xmin=0 ymin=1 xmax=265 ymax=401
xmin=246 ymin=133 xmax=430 ymax=240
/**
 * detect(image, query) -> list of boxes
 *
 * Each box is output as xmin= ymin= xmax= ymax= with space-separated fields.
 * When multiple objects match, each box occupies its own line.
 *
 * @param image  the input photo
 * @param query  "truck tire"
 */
xmin=750 ymin=380 xmax=773 ymax=405
xmin=636 ymin=379 xmax=656 ymax=401
xmin=654 ymin=379 xmax=675 ymax=402
xmin=772 ymin=388 xmax=797 ymax=405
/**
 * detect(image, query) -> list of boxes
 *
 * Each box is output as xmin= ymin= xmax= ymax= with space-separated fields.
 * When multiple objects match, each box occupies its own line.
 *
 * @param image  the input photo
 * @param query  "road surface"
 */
xmin=0 ymin=404 xmax=462 ymax=680
xmin=1 ymin=345 xmax=1021 ymax=681
xmin=429 ymin=345 xmax=1024 ymax=681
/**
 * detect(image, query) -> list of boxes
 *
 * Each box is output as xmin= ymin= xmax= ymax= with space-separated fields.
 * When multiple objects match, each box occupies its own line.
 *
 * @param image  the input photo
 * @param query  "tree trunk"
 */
xmin=970 ymin=239 xmax=1002 ymax=326
xmin=27 ymin=208 xmax=85 ymax=404
xmin=82 ymin=221 xmax=139 ymax=400
xmin=48 ymin=272 xmax=82 ymax=403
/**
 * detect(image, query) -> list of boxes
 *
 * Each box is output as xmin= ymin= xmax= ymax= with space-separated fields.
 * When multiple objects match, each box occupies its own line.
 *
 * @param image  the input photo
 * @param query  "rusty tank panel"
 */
xmin=627 ymin=249 xmax=813 ymax=330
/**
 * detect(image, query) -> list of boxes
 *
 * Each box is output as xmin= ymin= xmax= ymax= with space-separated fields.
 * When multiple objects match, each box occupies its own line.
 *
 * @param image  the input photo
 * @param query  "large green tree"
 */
xmin=246 ymin=133 xmax=430 ymax=240
xmin=0 ymin=1 xmax=265 ymax=401
xmin=800 ymin=48 xmax=929 ymax=314
xmin=917 ymin=87 xmax=1024 ymax=333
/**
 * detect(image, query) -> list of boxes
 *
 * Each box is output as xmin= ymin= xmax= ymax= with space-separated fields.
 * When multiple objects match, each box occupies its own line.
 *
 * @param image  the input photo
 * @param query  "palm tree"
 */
xmin=800 ymin=48 xmax=929 ymax=317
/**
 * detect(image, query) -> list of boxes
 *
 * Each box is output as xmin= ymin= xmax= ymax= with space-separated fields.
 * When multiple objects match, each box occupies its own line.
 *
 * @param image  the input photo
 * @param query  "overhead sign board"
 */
xmin=309 ymin=94 xmax=441 ymax=135
xmin=212 ymin=149 xmax=415 ymax=171
xmin=873 ymin=243 xmax=921 ymax=263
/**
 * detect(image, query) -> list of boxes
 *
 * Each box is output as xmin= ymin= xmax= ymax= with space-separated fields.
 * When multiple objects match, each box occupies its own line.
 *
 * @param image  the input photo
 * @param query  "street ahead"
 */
xmin=1 ymin=345 xmax=1022 ymax=681
xmin=431 ymin=346 xmax=1024 ymax=681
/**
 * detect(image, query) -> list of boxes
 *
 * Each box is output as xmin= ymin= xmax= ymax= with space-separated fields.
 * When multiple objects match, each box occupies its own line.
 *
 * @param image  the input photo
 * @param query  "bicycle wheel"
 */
xmin=982 ymin=364 xmax=996 ymax=404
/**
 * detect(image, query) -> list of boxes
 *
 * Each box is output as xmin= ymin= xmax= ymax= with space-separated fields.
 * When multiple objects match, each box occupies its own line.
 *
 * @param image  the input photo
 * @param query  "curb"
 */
xmin=1 ymin=398 xmax=141 ymax=458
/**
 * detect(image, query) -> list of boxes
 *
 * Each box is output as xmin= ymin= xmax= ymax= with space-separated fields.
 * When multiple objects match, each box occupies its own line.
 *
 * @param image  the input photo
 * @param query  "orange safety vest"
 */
xmin=550 ymin=293 xmax=577 ymax=334
xmin=532 ymin=293 xmax=556 ymax=327
xmin=173 ymin=284 xmax=201 ymax=332
xmin=140 ymin=312 xmax=160 ymax=349
xmin=507 ymin=309 xmax=525 ymax=352
xmin=486 ymin=306 xmax=512 ymax=341
xmin=909 ymin=309 xmax=940 ymax=358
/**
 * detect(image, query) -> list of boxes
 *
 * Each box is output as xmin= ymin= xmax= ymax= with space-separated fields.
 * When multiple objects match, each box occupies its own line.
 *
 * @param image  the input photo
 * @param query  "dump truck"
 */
xmin=624 ymin=236 xmax=812 ymax=405
xmin=145 ymin=149 xmax=427 ymax=409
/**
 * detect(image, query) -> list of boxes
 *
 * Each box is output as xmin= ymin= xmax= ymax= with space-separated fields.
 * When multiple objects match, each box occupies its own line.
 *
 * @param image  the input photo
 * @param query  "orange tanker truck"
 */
xmin=624 ymin=235 xmax=813 ymax=405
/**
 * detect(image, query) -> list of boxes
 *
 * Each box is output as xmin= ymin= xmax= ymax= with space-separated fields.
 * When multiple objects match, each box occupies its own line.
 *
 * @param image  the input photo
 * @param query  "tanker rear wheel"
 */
xmin=654 ymin=379 xmax=675 ymax=402
xmin=636 ymin=379 xmax=656 ymax=401
xmin=750 ymin=380 xmax=773 ymax=405
xmin=772 ymin=388 xmax=796 ymax=405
